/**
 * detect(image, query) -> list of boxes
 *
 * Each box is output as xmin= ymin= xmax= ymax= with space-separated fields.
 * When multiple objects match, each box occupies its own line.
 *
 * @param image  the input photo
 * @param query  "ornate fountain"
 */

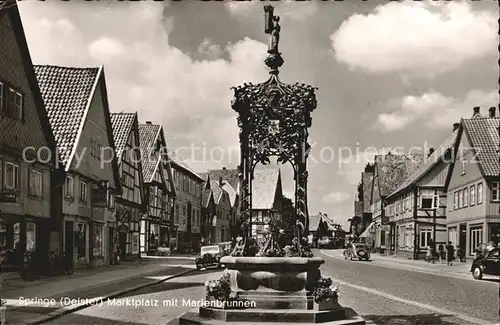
xmin=176 ymin=5 xmax=365 ymax=325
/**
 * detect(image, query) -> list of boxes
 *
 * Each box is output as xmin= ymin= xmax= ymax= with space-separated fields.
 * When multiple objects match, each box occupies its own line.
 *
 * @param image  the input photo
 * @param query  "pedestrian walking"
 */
xmin=426 ymin=245 xmax=434 ymax=263
xmin=438 ymin=244 xmax=445 ymax=263
xmin=445 ymin=241 xmax=455 ymax=266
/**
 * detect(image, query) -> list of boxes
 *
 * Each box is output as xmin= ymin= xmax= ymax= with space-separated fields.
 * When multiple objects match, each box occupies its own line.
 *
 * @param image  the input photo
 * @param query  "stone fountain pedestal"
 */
xmin=176 ymin=256 xmax=366 ymax=325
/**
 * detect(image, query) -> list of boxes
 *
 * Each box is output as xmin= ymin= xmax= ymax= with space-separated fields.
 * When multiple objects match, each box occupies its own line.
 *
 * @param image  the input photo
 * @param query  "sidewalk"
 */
xmin=322 ymin=249 xmax=471 ymax=277
xmin=2 ymin=259 xmax=173 ymax=302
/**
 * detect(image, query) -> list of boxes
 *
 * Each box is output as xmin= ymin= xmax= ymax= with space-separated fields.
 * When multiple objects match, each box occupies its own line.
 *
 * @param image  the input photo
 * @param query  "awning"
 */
xmin=358 ymin=222 xmax=376 ymax=238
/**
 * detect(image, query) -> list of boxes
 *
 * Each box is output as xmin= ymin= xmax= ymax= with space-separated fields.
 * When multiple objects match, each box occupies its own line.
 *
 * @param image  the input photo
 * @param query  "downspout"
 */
xmin=413 ymin=186 xmax=418 ymax=260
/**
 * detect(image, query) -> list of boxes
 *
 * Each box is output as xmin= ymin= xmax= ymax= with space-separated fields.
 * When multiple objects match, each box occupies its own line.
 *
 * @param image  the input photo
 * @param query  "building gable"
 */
xmin=69 ymin=72 xmax=120 ymax=190
xmin=0 ymin=7 xmax=56 ymax=161
xmin=448 ymin=125 xmax=483 ymax=190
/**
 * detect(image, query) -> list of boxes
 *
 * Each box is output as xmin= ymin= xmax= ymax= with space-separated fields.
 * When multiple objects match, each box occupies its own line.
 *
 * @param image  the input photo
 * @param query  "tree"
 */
xmin=0 ymin=0 xmax=16 ymax=11
xmin=364 ymin=162 xmax=375 ymax=173
xmin=356 ymin=181 xmax=363 ymax=202
xmin=281 ymin=196 xmax=295 ymax=231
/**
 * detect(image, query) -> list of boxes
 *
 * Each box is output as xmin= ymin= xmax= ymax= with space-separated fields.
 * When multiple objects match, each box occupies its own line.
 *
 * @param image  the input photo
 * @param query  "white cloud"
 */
xmin=225 ymin=0 xmax=317 ymax=22
xmin=375 ymin=89 xmax=499 ymax=132
xmin=331 ymin=1 xmax=497 ymax=77
xmin=197 ymin=38 xmax=223 ymax=60
xmin=322 ymin=191 xmax=351 ymax=205
xmin=18 ymin=2 xmax=269 ymax=172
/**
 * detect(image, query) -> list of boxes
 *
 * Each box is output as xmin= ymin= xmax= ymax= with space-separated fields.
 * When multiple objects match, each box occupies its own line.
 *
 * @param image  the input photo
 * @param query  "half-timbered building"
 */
xmin=385 ymin=126 xmax=459 ymax=259
xmin=110 ymin=112 xmax=145 ymax=260
xmin=138 ymin=122 xmax=175 ymax=255
xmin=0 ymin=5 xmax=58 ymax=273
xmin=35 ymin=65 xmax=121 ymax=268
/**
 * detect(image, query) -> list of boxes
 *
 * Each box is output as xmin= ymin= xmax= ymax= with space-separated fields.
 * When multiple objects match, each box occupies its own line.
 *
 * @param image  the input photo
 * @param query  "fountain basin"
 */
xmin=220 ymin=256 xmax=324 ymax=292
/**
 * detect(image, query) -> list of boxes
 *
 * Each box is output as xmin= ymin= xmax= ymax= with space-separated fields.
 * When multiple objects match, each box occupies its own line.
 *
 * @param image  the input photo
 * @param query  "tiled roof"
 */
xmin=388 ymin=130 xmax=459 ymax=198
xmin=201 ymin=169 xmax=240 ymax=206
xmin=138 ymin=123 xmax=161 ymax=182
xmin=110 ymin=112 xmax=136 ymax=162
xmin=362 ymin=172 xmax=373 ymax=213
xmin=375 ymin=153 xmax=424 ymax=197
xmin=210 ymin=180 xmax=224 ymax=204
xmin=34 ymin=65 xmax=99 ymax=167
xmin=202 ymin=188 xmax=213 ymax=208
xmin=252 ymin=166 xmax=281 ymax=210
xmin=206 ymin=168 xmax=239 ymax=193
xmin=463 ymin=117 xmax=500 ymax=177
xmin=168 ymin=151 xmax=204 ymax=182
xmin=354 ymin=201 xmax=363 ymax=217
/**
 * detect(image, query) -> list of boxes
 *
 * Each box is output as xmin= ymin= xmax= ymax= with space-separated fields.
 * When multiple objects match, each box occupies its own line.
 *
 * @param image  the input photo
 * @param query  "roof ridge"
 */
xmin=34 ymin=64 xmax=100 ymax=70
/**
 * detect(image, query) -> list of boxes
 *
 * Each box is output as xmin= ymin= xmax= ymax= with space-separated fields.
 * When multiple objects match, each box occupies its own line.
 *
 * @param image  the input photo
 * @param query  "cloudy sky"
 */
xmin=18 ymin=0 xmax=498 ymax=229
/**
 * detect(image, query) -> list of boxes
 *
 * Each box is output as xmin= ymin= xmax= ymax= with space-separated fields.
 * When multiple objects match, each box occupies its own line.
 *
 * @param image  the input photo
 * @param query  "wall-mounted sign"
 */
xmin=0 ymin=191 xmax=16 ymax=203
xmin=92 ymin=181 xmax=108 ymax=208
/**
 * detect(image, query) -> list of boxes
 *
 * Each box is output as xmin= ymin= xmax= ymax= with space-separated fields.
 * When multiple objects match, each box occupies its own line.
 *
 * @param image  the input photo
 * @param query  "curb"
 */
xmin=23 ymin=267 xmax=196 ymax=324
xmin=142 ymin=256 xmax=196 ymax=261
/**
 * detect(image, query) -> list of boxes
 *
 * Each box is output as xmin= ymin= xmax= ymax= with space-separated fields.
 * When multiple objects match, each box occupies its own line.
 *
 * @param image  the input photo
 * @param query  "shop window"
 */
xmin=76 ymin=223 xmax=87 ymax=260
xmin=13 ymin=222 xmax=20 ymax=250
xmin=26 ymin=222 xmax=36 ymax=251
xmin=469 ymin=226 xmax=483 ymax=255
xmin=93 ymin=224 xmax=104 ymax=256
xmin=132 ymin=233 xmax=139 ymax=253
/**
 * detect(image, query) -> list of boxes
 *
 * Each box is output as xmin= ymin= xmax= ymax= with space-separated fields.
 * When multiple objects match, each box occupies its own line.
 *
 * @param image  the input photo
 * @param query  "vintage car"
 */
xmin=471 ymin=248 xmax=500 ymax=280
xmin=195 ymin=244 xmax=225 ymax=270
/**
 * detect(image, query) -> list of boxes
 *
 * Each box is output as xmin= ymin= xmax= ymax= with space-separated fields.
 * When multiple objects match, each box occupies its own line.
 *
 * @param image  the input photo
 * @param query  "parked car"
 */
xmin=318 ymin=237 xmax=332 ymax=249
xmin=471 ymin=248 xmax=500 ymax=280
xmin=195 ymin=244 xmax=225 ymax=270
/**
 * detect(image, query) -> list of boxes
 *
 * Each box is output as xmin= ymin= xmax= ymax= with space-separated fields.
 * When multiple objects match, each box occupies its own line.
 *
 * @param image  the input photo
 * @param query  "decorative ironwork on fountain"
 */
xmin=231 ymin=4 xmax=317 ymax=257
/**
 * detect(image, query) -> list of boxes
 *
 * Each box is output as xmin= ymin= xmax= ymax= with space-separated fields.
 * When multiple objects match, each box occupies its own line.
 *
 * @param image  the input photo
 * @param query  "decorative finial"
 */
xmin=264 ymin=5 xmax=284 ymax=74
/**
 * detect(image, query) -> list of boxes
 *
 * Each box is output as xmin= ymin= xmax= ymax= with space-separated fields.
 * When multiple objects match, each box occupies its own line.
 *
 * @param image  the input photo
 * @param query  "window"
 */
xmin=107 ymin=190 xmax=115 ymax=209
xmin=477 ymin=183 xmax=483 ymax=204
xmin=93 ymin=224 xmax=104 ymax=256
xmin=469 ymin=226 xmax=483 ymax=255
xmin=6 ymin=87 xmax=23 ymax=120
xmin=79 ymin=181 xmax=88 ymax=204
xmin=90 ymin=139 xmax=102 ymax=160
xmin=65 ymin=176 xmax=74 ymax=198
xmin=420 ymin=190 xmax=437 ymax=210
xmin=4 ymin=162 xmax=19 ymax=190
xmin=470 ymin=185 xmax=476 ymax=206
xmin=463 ymin=188 xmax=468 ymax=207
xmin=453 ymin=191 xmax=459 ymax=210
xmin=420 ymin=228 xmax=432 ymax=248
xmin=29 ymin=169 xmax=43 ymax=197
xmin=149 ymin=187 xmax=155 ymax=205
xmin=0 ymin=82 xmax=3 ymax=112
xmin=26 ymin=222 xmax=36 ymax=252
xmin=131 ymin=233 xmax=139 ymax=254
xmin=175 ymin=203 xmax=179 ymax=224
xmin=461 ymin=160 xmax=466 ymax=175
xmin=492 ymin=182 xmax=500 ymax=202
xmin=458 ymin=190 xmax=463 ymax=208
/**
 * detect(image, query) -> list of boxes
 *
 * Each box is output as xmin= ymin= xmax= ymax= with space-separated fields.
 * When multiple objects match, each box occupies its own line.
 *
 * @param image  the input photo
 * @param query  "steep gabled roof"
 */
xmin=210 ymin=180 xmax=224 ymax=204
xmin=252 ymin=166 xmax=281 ymax=210
xmin=138 ymin=123 xmax=162 ymax=183
xmin=462 ymin=117 xmax=499 ymax=177
xmin=362 ymin=172 xmax=373 ymax=213
xmin=202 ymin=188 xmax=213 ymax=208
xmin=374 ymin=153 xmax=424 ymax=199
xmin=309 ymin=214 xmax=321 ymax=232
xmin=1 ymin=5 xmax=57 ymax=163
xmin=200 ymin=168 xmax=239 ymax=207
xmin=110 ymin=112 xmax=136 ymax=162
xmin=34 ymin=65 xmax=99 ymax=169
xmin=388 ymin=130 xmax=459 ymax=199
xmin=168 ymin=150 xmax=204 ymax=182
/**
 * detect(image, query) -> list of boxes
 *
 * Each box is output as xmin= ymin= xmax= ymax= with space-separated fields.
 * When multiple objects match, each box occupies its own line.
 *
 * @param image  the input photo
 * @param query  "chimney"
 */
xmin=219 ymin=176 xmax=223 ymax=186
xmin=453 ymin=123 xmax=459 ymax=131
xmin=428 ymin=147 xmax=435 ymax=157
xmin=473 ymin=106 xmax=480 ymax=117
xmin=145 ymin=121 xmax=152 ymax=125
xmin=489 ymin=107 xmax=496 ymax=118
